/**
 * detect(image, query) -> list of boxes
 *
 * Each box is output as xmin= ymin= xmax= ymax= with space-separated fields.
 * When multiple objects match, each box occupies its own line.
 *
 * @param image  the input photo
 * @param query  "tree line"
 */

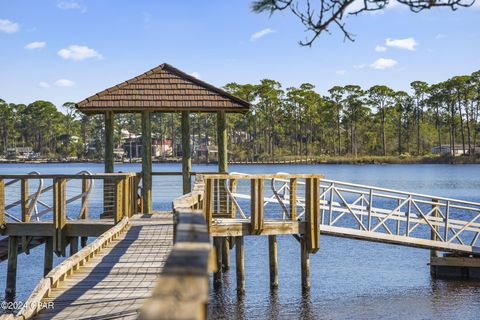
xmin=0 ymin=69 xmax=479 ymax=161
xmin=224 ymin=70 xmax=480 ymax=160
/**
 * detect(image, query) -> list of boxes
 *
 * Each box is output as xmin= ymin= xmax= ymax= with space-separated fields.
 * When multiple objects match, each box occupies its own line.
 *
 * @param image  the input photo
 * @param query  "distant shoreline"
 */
xmin=1 ymin=155 xmax=479 ymax=165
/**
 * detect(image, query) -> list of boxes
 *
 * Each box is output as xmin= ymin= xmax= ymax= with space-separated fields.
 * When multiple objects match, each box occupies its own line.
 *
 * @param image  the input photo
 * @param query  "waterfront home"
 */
xmin=430 ymin=145 xmax=475 ymax=156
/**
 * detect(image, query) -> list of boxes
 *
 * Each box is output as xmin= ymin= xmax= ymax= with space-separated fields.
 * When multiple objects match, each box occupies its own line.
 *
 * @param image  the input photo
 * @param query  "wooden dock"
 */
xmin=2 ymin=172 xmax=480 ymax=320
xmin=31 ymin=213 xmax=173 ymax=320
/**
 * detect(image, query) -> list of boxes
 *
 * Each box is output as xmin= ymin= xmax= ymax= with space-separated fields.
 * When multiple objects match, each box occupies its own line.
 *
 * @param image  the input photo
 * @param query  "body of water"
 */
xmin=1 ymin=163 xmax=479 ymax=319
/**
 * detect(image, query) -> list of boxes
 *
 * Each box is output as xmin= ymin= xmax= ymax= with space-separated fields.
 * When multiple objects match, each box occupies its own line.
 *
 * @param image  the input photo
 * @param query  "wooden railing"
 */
xmin=202 ymin=173 xmax=323 ymax=252
xmin=140 ymin=175 xmax=215 ymax=320
xmin=0 ymin=173 xmax=139 ymax=227
xmin=14 ymin=217 xmax=129 ymax=320
xmin=0 ymin=173 xmax=140 ymax=307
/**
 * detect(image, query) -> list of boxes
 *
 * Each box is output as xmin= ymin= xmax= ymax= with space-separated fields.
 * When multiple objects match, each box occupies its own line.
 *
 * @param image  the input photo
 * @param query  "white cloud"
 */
xmin=25 ymin=41 xmax=46 ymax=50
xmin=58 ymin=45 xmax=103 ymax=61
xmin=250 ymin=28 xmax=275 ymax=41
xmin=0 ymin=19 xmax=19 ymax=34
xmin=57 ymin=1 xmax=86 ymax=13
xmin=336 ymin=70 xmax=346 ymax=76
xmin=353 ymin=64 xmax=366 ymax=69
xmin=385 ymin=37 xmax=418 ymax=51
xmin=38 ymin=82 xmax=50 ymax=88
xmin=55 ymin=79 xmax=75 ymax=87
xmin=370 ymin=58 xmax=398 ymax=70
xmin=190 ymin=72 xmax=200 ymax=79
xmin=375 ymin=45 xmax=387 ymax=52
xmin=435 ymin=33 xmax=445 ymax=40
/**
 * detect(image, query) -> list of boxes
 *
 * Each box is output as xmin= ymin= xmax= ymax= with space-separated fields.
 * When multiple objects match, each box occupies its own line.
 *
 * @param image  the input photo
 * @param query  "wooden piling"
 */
xmin=141 ymin=110 xmax=152 ymax=213
xmin=268 ymin=235 xmax=278 ymax=289
xmin=70 ymin=237 xmax=79 ymax=256
xmin=181 ymin=111 xmax=191 ymax=194
xmin=81 ymin=176 xmax=89 ymax=247
xmin=44 ymin=237 xmax=54 ymax=276
xmin=222 ymin=237 xmax=230 ymax=271
xmin=214 ymin=237 xmax=223 ymax=285
xmin=0 ymin=178 xmax=4 ymax=227
xmin=5 ymin=236 xmax=18 ymax=302
xmin=235 ymin=236 xmax=245 ymax=293
xmin=300 ymin=237 xmax=310 ymax=290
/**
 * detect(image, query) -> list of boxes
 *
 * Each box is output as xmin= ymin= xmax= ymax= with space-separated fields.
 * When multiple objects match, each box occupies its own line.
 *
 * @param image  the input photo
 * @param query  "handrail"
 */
xmin=15 ymin=217 xmax=129 ymax=320
xmin=206 ymin=173 xmax=480 ymax=254
xmin=321 ymin=178 xmax=480 ymax=207
xmin=0 ymin=173 xmax=135 ymax=179
xmin=140 ymin=174 xmax=214 ymax=320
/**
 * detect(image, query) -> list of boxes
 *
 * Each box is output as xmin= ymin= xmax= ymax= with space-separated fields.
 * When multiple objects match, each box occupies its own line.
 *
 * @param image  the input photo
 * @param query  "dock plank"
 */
xmin=32 ymin=213 xmax=174 ymax=320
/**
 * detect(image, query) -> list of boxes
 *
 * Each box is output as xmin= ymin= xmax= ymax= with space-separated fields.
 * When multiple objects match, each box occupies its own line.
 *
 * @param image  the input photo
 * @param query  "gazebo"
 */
xmin=76 ymin=63 xmax=251 ymax=213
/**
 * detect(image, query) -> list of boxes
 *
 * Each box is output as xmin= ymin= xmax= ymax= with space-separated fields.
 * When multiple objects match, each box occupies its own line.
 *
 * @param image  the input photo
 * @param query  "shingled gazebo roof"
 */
xmin=76 ymin=63 xmax=251 ymax=114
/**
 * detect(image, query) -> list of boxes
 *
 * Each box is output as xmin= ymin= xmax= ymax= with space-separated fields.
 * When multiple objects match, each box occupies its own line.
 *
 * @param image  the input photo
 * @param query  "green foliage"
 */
xmin=1 ymin=68 xmax=479 ymax=161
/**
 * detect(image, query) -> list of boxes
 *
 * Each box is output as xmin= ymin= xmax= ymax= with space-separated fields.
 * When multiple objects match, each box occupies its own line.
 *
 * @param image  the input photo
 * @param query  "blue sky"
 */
xmin=1 ymin=0 xmax=479 ymax=108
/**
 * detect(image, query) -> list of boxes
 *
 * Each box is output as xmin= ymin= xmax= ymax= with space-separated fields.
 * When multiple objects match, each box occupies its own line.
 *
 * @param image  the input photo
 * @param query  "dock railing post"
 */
xmin=250 ymin=178 xmax=264 ymax=234
xmin=305 ymin=177 xmax=320 ymax=253
xmin=229 ymin=178 xmax=237 ymax=218
xmin=53 ymin=177 xmax=67 ymax=256
xmin=135 ymin=173 xmax=142 ymax=215
xmin=20 ymin=178 xmax=30 ymax=223
xmin=431 ymin=198 xmax=440 ymax=259
xmin=114 ymin=177 xmax=124 ymax=223
xmin=21 ymin=178 xmax=30 ymax=253
xmin=290 ymin=178 xmax=297 ymax=220
xmin=204 ymin=178 xmax=213 ymax=233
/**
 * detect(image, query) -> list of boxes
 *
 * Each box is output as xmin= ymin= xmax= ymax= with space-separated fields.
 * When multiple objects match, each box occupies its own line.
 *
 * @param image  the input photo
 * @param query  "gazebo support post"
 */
xmin=142 ymin=111 xmax=152 ymax=213
xmin=104 ymin=111 xmax=114 ymax=216
xmin=104 ymin=111 xmax=114 ymax=173
xmin=217 ymin=110 xmax=230 ymax=262
xmin=181 ymin=111 xmax=191 ymax=194
xmin=217 ymin=111 xmax=228 ymax=174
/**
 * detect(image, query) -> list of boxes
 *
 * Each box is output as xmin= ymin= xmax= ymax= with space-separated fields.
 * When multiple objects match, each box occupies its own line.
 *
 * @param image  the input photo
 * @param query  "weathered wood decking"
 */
xmin=31 ymin=213 xmax=173 ymax=320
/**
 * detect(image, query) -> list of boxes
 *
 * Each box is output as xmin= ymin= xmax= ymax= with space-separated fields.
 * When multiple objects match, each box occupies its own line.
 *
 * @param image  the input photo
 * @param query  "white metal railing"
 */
xmin=219 ymin=173 xmax=480 ymax=254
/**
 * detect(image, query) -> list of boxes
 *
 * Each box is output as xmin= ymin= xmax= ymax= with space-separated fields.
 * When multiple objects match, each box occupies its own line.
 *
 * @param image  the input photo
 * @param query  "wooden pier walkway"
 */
xmin=32 ymin=213 xmax=173 ymax=320
xmin=2 ymin=172 xmax=479 ymax=320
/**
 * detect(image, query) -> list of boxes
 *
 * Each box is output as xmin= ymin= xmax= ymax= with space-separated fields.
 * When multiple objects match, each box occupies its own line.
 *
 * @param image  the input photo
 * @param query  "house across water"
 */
xmin=431 ymin=145 xmax=478 ymax=156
